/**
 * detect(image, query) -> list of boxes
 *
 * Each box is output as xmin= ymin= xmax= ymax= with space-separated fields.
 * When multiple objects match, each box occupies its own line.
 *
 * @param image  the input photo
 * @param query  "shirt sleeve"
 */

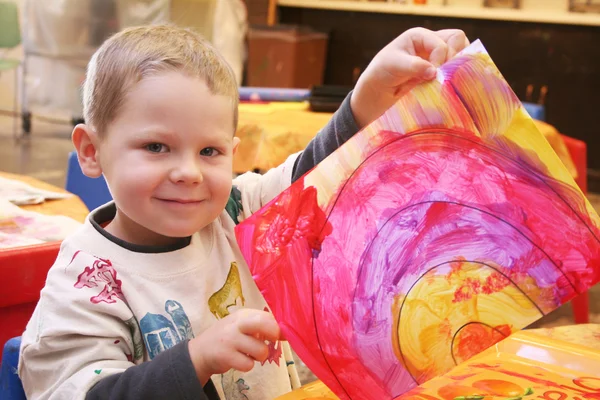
xmin=291 ymin=91 xmax=360 ymax=181
xmin=85 ymin=341 xmax=218 ymax=400
xmin=18 ymin=250 xmax=208 ymax=400
xmin=229 ymin=92 xmax=360 ymax=224
xmin=230 ymin=152 xmax=299 ymax=222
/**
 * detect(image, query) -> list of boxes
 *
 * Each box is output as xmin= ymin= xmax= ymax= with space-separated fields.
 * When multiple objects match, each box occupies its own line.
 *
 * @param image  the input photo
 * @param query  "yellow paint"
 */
xmin=394 ymin=262 xmax=542 ymax=383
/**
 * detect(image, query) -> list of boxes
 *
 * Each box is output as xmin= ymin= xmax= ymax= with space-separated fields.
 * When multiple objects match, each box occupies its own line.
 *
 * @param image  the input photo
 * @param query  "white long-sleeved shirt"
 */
xmin=19 ymin=155 xmax=298 ymax=400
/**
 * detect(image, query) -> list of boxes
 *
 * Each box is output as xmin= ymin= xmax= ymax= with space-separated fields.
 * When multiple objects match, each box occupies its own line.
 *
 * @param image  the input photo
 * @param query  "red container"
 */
xmin=560 ymin=134 xmax=590 ymax=324
xmin=0 ymin=242 xmax=60 ymax=356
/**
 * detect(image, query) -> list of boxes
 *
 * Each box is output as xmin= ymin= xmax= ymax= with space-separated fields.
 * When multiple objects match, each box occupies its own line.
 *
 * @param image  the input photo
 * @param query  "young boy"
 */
xmin=19 ymin=25 xmax=468 ymax=399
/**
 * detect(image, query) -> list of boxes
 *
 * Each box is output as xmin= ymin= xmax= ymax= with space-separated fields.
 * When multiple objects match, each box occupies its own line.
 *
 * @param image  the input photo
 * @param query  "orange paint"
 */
xmin=453 ymin=324 xmax=510 ymax=363
xmin=438 ymin=384 xmax=484 ymax=400
xmin=439 ymin=318 xmax=452 ymax=340
xmin=472 ymin=379 xmax=524 ymax=397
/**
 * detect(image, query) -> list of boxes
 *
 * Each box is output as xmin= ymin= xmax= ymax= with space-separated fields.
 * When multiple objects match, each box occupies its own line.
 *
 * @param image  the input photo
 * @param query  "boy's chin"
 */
xmin=160 ymin=226 xmax=204 ymax=239
xmin=158 ymin=221 xmax=213 ymax=238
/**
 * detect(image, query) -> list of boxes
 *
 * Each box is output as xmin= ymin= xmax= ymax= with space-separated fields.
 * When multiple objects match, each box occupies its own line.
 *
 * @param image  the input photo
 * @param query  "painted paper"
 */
xmin=0 ymin=200 xmax=81 ymax=248
xmin=235 ymin=41 xmax=600 ymax=399
xmin=396 ymin=329 xmax=600 ymax=400
xmin=0 ymin=176 xmax=71 ymax=205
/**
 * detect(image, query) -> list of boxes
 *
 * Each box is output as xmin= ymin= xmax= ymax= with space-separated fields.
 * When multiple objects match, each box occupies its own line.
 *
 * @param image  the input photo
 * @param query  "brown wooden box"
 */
xmin=246 ymin=25 xmax=328 ymax=89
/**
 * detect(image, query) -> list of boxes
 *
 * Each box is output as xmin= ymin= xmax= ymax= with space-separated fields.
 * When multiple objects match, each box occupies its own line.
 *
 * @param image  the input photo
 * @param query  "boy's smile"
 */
xmin=76 ymin=71 xmax=240 ymax=247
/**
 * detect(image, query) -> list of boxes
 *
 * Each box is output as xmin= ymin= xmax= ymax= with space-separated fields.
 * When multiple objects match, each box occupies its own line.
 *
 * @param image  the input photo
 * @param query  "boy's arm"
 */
xmin=291 ymin=92 xmax=360 ymax=182
xmin=86 ymin=342 xmax=219 ymax=400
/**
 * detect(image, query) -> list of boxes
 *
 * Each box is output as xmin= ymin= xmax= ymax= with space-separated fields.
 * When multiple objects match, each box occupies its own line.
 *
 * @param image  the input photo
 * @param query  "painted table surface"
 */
xmin=277 ymin=324 xmax=600 ymax=400
xmin=234 ymin=103 xmax=577 ymax=179
xmin=0 ymin=172 xmax=88 ymax=223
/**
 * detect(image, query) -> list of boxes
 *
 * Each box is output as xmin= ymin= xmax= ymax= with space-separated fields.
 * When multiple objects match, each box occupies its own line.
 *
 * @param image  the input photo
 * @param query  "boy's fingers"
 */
xmin=229 ymin=352 xmax=256 ymax=372
xmin=381 ymin=52 xmax=435 ymax=83
xmin=238 ymin=311 xmax=281 ymax=342
xmin=236 ymin=334 xmax=269 ymax=363
xmin=435 ymin=29 xmax=470 ymax=59
xmin=404 ymin=27 xmax=449 ymax=67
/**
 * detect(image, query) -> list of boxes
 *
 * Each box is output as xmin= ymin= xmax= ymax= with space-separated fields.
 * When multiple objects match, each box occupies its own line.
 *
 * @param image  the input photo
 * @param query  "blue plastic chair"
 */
xmin=0 ymin=337 xmax=26 ymax=400
xmin=522 ymin=102 xmax=546 ymax=122
xmin=65 ymin=151 xmax=112 ymax=211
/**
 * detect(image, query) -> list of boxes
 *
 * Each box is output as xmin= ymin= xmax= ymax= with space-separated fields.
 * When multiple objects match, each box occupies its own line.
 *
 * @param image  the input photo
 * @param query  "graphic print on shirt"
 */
xmin=261 ymin=307 xmax=283 ymax=366
xmin=139 ymin=300 xmax=194 ymax=359
xmin=123 ymin=317 xmax=144 ymax=362
xmin=209 ymin=261 xmax=252 ymax=398
xmin=225 ymin=186 xmax=243 ymax=224
xmin=221 ymin=370 xmax=250 ymax=400
xmin=208 ymin=261 xmax=246 ymax=319
xmin=72 ymin=251 xmax=125 ymax=304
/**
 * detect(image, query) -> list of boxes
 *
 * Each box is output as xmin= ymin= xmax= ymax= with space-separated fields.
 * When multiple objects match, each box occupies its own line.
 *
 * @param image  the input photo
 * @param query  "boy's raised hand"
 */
xmin=188 ymin=308 xmax=282 ymax=385
xmin=351 ymin=28 xmax=470 ymax=129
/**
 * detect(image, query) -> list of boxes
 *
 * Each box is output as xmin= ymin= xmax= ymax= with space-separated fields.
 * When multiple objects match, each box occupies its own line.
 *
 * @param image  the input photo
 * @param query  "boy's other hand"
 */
xmin=351 ymin=28 xmax=470 ymax=129
xmin=188 ymin=309 xmax=282 ymax=385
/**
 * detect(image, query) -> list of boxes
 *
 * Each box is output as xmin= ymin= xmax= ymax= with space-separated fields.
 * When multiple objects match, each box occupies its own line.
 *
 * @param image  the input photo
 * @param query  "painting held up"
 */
xmin=235 ymin=41 xmax=600 ymax=400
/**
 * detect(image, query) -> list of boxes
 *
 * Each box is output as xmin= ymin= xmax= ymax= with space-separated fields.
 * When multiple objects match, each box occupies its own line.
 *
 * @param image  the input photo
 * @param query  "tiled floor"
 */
xmin=1 ymin=114 xmax=599 ymax=384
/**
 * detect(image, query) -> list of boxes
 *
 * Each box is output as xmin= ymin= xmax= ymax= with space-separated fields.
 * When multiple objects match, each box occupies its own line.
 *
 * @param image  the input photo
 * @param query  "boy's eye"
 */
xmin=200 ymin=147 xmax=218 ymax=157
xmin=146 ymin=143 xmax=167 ymax=153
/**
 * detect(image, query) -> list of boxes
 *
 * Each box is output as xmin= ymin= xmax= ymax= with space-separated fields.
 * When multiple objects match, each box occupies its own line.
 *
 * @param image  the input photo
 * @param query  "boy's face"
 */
xmin=93 ymin=72 xmax=239 ymax=245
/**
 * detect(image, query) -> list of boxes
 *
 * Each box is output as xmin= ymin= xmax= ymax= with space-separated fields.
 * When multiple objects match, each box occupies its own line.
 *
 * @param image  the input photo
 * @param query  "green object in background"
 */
xmin=0 ymin=0 xmax=22 ymax=139
xmin=0 ymin=1 xmax=21 ymax=49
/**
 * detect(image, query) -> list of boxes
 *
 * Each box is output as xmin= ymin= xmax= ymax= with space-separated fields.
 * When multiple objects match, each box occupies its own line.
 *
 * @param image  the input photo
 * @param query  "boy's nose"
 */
xmin=171 ymin=160 xmax=203 ymax=185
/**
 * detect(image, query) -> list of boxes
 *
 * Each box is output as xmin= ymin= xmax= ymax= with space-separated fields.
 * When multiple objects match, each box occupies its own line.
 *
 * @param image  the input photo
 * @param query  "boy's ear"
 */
xmin=232 ymin=136 xmax=241 ymax=155
xmin=72 ymin=124 xmax=103 ymax=178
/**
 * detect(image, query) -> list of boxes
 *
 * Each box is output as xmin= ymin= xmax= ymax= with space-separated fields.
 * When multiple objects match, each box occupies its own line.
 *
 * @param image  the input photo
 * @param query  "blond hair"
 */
xmin=83 ymin=25 xmax=239 ymax=135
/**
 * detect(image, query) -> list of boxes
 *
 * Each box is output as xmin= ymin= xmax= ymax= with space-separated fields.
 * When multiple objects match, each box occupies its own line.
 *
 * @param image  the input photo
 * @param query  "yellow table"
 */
xmin=234 ymin=103 xmax=335 ymax=173
xmin=276 ymin=324 xmax=600 ymax=399
xmin=0 ymin=172 xmax=89 ymax=223
xmin=234 ymin=103 xmax=578 ymax=179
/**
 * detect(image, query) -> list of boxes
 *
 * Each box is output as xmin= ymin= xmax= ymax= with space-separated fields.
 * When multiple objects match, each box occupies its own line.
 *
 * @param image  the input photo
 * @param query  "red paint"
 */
xmin=73 ymin=256 xmax=124 ymax=305
xmin=453 ymin=324 xmax=509 ymax=363
xmin=491 ymin=369 xmax=600 ymax=398
xmin=449 ymin=373 xmax=477 ymax=381
xmin=453 ymin=272 xmax=510 ymax=303
xmin=260 ymin=306 xmax=283 ymax=366
xmin=253 ymin=180 xmax=332 ymax=260
xmin=538 ymin=391 xmax=568 ymax=400
xmin=261 ymin=339 xmax=283 ymax=366
xmin=574 ymin=378 xmax=600 ymax=392
xmin=447 ymin=258 xmax=467 ymax=282
xmin=481 ymin=272 xmax=511 ymax=295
